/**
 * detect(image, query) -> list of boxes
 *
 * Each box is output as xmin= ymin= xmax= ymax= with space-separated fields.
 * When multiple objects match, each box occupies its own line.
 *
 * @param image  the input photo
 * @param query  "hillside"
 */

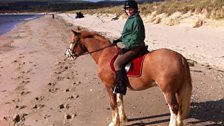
xmin=0 ymin=0 xmax=123 ymax=13
xmin=76 ymin=0 xmax=224 ymax=27
xmin=0 ymin=1 xmax=99 ymax=13
xmin=1 ymin=0 xmax=224 ymax=27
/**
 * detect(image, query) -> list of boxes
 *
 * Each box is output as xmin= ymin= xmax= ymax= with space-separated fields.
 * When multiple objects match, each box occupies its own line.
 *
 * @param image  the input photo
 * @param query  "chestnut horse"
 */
xmin=65 ymin=29 xmax=192 ymax=126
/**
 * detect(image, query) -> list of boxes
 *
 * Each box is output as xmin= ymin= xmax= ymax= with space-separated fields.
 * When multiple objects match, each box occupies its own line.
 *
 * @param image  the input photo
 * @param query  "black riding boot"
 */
xmin=113 ymin=69 xmax=127 ymax=95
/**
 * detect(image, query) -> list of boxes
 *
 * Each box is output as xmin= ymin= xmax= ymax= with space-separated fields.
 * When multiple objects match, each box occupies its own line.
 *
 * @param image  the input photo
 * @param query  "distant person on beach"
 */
xmin=52 ymin=14 xmax=55 ymax=19
xmin=113 ymin=0 xmax=146 ymax=95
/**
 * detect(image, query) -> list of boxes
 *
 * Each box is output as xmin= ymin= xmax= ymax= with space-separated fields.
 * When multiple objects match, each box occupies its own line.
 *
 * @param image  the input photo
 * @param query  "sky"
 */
xmin=87 ymin=0 xmax=101 ymax=2
xmin=86 ymin=0 xmax=123 ymax=2
xmin=0 ymin=0 xmax=124 ymax=2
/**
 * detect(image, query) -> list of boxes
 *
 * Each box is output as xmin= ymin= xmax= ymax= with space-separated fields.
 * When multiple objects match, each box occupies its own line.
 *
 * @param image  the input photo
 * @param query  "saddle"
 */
xmin=110 ymin=46 xmax=149 ymax=77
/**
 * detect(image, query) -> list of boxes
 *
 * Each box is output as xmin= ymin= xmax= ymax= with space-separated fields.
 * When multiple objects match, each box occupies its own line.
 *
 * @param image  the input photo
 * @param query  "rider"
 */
xmin=113 ymin=0 xmax=146 ymax=95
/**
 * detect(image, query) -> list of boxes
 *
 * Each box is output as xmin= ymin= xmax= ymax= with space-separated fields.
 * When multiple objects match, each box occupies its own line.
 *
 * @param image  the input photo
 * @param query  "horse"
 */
xmin=65 ymin=29 xmax=192 ymax=126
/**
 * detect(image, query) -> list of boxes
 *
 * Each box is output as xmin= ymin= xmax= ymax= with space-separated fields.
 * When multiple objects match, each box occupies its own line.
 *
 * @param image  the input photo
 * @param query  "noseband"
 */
xmin=67 ymin=38 xmax=115 ymax=59
xmin=66 ymin=38 xmax=82 ymax=59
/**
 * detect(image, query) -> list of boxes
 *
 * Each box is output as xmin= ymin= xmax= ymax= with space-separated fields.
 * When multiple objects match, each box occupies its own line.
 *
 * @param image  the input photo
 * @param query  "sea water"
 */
xmin=0 ymin=14 xmax=42 ymax=36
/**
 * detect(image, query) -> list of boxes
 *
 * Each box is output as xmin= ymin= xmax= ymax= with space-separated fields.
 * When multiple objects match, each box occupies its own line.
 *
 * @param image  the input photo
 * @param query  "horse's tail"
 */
xmin=176 ymin=57 xmax=192 ymax=125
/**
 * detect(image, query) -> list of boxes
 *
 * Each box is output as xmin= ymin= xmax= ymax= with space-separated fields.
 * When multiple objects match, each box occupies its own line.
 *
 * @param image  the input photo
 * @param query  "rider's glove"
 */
xmin=112 ymin=39 xmax=121 ymax=45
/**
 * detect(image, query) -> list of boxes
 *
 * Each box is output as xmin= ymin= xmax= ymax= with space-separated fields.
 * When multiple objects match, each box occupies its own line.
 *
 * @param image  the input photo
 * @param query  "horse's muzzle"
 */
xmin=65 ymin=49 xmax=77 ymax=61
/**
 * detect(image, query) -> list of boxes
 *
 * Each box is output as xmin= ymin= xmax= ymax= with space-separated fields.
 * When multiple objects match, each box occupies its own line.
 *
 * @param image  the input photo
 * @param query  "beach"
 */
xmin=0 ymin=14 xmax=223 ymax=126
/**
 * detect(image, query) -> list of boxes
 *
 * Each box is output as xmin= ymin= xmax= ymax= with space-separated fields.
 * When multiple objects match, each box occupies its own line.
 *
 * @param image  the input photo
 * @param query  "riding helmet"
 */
xmin=124 ymin=0 xmax=138 ymax=10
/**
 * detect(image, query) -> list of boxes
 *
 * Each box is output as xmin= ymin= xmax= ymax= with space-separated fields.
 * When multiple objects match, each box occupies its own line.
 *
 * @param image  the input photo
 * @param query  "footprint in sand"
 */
xmin=64 ymin=89 xmax=70 ymax=92
xmin=205 ymin=64 xmax=213 ymax=70
xmin=43 ymin=114 xmax=51 ymax=119
xmin=1 ymin=90 xmax=7 ymax=93
xmin=65 ymin=114 xmax=72 ymax=120
xmin=48 ymin=88 xmax=58 ymax=93
xmin=73 ymin=81 xmax=82 ymax=85
xmin=67 ymin=95 xmax=79 ymax=100
xmin=33 ymin=64 xmax=37 ymax=67
xmin=32 ymin=104 xmax=45 ymax=109
xmin=65 ymin=113 xmax=77 ymax=120
xmin=56 ymin=76 xmax=65 ymax=81
xmin=13 ymin=113 xmax=28 ymax=124
xmin=15 ymin=105 xmax=27 ymax=110
xmin=18 ymin=54 xmax=25 ymax=59
xmin=12 ymin=98 xmax=21 ymax=103
xmin=21 ymin=80 xmax=30 ymax=84
xmin=35 ymin=96 xmax=45 ymax=101
xmin=13 ymin=60 xmax=18 ymax=63
xmin=15 ymin=85 xmax=25 ymax=91
xmin=59 ymin=104 xmax=65 ymax=109
xmin=48 ymin=82 xmax=56 ymax=86
xmin=20 ymin=91 xmax=30 ymax=96
xmin=12 ymin=75 xmax=23 ymax=80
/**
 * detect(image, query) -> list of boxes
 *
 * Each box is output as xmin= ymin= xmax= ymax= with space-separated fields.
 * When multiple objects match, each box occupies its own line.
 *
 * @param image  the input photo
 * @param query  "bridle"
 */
xmin=66 ymin=38 xmax=115 ymax=60
xmin=67 ymin=38 xmax=83 ymax=59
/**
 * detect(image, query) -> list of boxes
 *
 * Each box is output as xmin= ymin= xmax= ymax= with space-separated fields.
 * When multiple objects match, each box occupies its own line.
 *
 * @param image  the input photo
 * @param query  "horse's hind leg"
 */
xmin=106 ymin=87 xmax=120 ymax=126
xmin=163 ymin=92 xmax=180 ymax=126
xmin=116 ymin=93 xmax=127 ymax=123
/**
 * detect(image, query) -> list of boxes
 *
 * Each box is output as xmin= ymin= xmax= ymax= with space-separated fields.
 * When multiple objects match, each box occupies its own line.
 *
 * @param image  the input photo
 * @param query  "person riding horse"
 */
xmin=113 ymin=0 xmax=146 ymax=95
xmin=65 ymin=0 xmax=192 ymax=125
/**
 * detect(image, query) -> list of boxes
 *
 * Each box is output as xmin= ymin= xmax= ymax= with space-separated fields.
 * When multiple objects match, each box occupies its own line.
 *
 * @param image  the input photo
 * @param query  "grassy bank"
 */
xmin=77 ymin=0 xmax=224 ymax=20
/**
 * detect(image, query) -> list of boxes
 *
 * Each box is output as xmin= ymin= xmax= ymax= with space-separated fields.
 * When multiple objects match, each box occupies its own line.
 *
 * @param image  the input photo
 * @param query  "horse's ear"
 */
xmin=71 ymin=30 xmax=81 ymax=36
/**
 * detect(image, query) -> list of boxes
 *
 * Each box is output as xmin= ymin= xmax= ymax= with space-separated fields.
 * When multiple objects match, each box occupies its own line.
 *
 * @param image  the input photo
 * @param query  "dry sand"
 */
xmin=0 ymin=14 xmax=223 ymax=126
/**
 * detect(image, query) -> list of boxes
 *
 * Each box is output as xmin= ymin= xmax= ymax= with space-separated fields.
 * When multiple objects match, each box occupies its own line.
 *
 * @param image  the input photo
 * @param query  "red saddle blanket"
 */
xmin=110 ymin=52 xmax=147 ymax=77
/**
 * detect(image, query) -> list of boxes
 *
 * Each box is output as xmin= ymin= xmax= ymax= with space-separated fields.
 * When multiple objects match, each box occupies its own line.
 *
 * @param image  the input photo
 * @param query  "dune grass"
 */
xmin=74 ymin=0 xmax=224 ymax=19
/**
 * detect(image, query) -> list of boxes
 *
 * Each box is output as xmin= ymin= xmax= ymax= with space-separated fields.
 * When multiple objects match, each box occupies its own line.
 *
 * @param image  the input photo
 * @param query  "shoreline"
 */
xmin=0 ymin=13 xmax=44 ymax=36
xmin=0 ymin=20 xmax=27 ymax=49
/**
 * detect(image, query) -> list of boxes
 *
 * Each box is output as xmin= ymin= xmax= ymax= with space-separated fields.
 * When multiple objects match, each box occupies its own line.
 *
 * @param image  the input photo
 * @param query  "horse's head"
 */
xmin=65 ymin=28 xmax=115 ymax=61
xmin=65 ymin=29 xmax=88 ymax=60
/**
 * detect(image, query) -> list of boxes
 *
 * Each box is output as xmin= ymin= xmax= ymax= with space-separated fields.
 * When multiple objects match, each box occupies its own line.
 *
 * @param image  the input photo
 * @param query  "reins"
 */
xmin=68 ymin=40 xmax=115 ymax=59
xmin=81 ymin=43 xmax=115 ymax=56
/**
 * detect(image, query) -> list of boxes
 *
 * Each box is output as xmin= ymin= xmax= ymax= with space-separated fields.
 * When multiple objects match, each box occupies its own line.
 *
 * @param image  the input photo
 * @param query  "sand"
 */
xmin=0 ymin=14 xmax=223 ymax=126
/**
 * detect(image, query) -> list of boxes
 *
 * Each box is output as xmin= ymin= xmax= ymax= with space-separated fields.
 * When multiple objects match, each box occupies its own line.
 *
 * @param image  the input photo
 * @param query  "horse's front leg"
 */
xmin=106 ymin=87 xmax=120 ymax=126
xmin=116 ymin=93 xmax=127 ymax=123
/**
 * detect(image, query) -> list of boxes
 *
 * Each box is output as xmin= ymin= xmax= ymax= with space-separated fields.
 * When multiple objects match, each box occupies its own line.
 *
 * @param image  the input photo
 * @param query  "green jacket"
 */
xmin=120 ymin=13 xmax=145 ymax=50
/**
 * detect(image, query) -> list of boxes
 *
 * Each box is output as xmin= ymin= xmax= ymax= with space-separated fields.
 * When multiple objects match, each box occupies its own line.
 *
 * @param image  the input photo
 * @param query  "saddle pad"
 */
xmin=110 ymin=52 xmax=147 ymax=77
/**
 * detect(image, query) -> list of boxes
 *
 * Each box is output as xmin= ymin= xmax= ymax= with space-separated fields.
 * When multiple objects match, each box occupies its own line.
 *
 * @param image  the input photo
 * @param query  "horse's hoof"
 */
xmin=108 ymin=122 xmax=120 ymax=126
xmin=120 ymin=115 xmax=128 ymax=123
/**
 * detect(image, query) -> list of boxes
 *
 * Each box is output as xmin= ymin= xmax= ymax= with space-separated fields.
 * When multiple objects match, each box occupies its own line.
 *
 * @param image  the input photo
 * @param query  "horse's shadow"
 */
xmin=189 ymin=99 xmax=224 ymax=125
xmin=125 ymin=99 xmax=224 ymax=126
xmin=125 ymin=113 xmax=170 ymax=126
